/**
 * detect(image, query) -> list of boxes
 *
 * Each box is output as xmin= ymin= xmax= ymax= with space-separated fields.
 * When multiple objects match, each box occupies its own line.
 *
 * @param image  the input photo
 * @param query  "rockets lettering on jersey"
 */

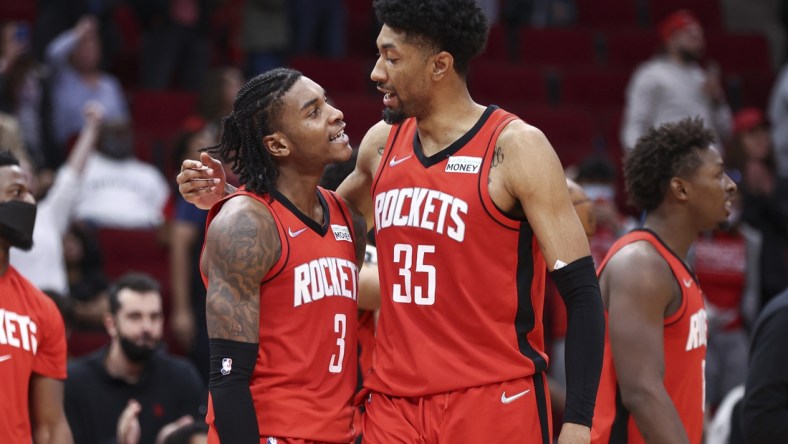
xmin=293 ymin=257 xmax=358 ymax=307
xmin=0 ymin=309 xmax=38 ymax=353
xmin=685 ymin=308 xmax=707 ymax=351
xmin=374 ymin=187 xmax=469 ymax=242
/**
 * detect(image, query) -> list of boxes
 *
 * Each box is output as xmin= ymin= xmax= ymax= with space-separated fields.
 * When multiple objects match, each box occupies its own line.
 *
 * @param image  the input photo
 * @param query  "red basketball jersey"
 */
xmin=591 ymin=230 xmax=707 ymax=444
xmin=365 ymin=106 xmax=549 ymax=397
xmin=202 ymin=187 xmax=359 ymax=442
xmin=0 ymin=266 xmax=67 ymax=443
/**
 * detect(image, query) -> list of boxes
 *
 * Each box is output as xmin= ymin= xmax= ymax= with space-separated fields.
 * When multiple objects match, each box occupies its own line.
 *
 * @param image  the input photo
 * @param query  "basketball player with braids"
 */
xmin=591 ymin=118 xmax=737 ymax=443
xmin=198 ymin=68 xmax=366 ymax=443
xmin=179 ymin=1 xmax=604 ymax=442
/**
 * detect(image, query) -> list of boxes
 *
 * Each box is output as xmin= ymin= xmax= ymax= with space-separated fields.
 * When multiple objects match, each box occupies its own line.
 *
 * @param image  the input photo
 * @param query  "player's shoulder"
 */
xmin=496 ymin=115 xmax=549 ymax=151
xmin=360 ymin=120 xmax=393 ymax=150
xmin=6 ymin=267 xmax=59 ymax=311
xmin=604 ymin=240 xmax=674 ymax=289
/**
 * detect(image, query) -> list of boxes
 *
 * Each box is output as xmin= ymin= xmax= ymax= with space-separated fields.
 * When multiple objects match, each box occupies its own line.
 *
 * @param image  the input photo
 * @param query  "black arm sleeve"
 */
xmin=741 ymin=309 xmax=788 ymax=442
xmin=209 ymin=339 xmax=260 ymax=443
xmin=550 ymin=255 xmax=605 ymax=427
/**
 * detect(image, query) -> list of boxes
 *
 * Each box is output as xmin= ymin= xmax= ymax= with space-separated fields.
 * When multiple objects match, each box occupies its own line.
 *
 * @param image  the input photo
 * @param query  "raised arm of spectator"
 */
xmin=45 ymin=16 xmax=97 ymax=69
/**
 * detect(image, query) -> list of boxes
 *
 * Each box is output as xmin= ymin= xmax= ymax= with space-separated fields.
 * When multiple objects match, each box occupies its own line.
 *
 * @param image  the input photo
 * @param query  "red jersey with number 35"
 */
xmin=202 ymin=187 xmax=359 ymax=442
xmin=591 ymin=229 xmax=706 ymax=444
xmin=366 ymin=106 xmax=550 ymax=397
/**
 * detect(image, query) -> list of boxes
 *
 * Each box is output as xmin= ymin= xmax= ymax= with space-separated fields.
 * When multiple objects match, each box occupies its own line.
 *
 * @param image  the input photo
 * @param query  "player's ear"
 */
xmin=430 ymin=51 xmax=453 ymax=80
xmin=263 ymin=133 xmax=290 ymax=158
xmin=669 ymin=177 xmax=689 ymax=202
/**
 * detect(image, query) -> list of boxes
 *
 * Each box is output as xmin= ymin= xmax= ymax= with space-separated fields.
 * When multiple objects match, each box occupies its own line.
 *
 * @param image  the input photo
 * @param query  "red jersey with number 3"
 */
xmin=202 ymin=187 xmax=359 ymax=442
xmin=591 ymin=229 xmax=706 ymax=444
xmin=366 ymin=106 xmax=550 ymax=397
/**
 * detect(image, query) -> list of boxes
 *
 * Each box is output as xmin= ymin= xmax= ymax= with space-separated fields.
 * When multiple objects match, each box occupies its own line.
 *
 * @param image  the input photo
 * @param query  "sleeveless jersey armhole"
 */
xmin=478 ymin=111 xmax=521 ymax=230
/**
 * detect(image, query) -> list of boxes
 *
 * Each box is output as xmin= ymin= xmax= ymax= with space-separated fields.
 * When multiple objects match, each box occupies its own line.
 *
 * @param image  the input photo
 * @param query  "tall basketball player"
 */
xmin=178 ymin=1 xmax=604 ymax=442
xmin=198 ymin=68 xmax=366 ymax=443
xmin=591 ymin=117 xmax=737 ymax=444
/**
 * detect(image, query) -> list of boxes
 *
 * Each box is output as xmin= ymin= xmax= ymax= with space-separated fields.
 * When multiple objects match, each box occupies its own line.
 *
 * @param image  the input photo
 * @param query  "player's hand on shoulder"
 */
xmin=177 ymin=152 xmax=225 ymax=210
xmin=557 ymin=422 xmax=591 ymax=444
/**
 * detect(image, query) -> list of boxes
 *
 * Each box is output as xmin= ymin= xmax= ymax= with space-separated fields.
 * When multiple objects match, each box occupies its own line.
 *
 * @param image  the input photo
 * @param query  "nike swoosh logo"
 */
xmin=288 ymin=227 xmax=308 ymax=238
xmin=389 ymin=155 xmax=412 ymax=167
xmin=501 ymin=389 xmax=530 ymax=404
xmin=683 ymin=278 xmax=693 ymax=288
xmin=0 ymin=354 xmax=12 ymax=363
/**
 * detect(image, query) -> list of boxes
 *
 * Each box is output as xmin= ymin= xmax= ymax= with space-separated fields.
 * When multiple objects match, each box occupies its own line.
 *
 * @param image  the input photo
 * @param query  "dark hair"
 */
xmin=162 ymin=423 xmax=209 ymax=444
xmin=108 ymin=272 xmax=161 ymax=315
xmin=624 ymin=117 xmax=715 ymax=212
xmin=0 ymin=150 xmax=19 ymax=167
xmin=206 ymin=68 xmax=303 ymax=195
xmin=373 ymin=0 xmax=488 ymax=76
xmin=576 ymin=155 xmax=617 ymax=184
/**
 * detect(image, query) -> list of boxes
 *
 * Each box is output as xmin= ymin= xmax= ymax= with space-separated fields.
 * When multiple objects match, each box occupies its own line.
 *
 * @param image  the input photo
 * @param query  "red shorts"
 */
xmin=207 ymin=426 xmax=353 ymax=444
xmin=361 ymin=373 xmax=552 ymax=443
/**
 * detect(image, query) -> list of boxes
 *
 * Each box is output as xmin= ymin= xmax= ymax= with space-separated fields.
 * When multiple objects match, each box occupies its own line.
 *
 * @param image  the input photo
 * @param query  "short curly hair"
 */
xmin=624 ymin=117 xmax=716 ymax=212
xmin=373 ymin=0 xmax=488 ymax=76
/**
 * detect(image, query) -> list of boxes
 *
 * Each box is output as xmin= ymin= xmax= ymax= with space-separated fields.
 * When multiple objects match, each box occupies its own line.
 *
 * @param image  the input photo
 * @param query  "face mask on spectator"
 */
xmin=0 ymin=200 xmax=36 ymax=250
xmin=99 ymin=122 xmax=135 ymax=159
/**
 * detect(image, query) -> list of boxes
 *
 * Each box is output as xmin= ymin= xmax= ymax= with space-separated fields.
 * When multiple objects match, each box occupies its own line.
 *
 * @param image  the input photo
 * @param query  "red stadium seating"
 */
xmin=576 ymin=0 xmax=641 ymax=28
xmin=561 ymin=68 xmax=631 ymax=108
xmin=706 ymin=33 xmax=773 ymax=75
xmin=470 ymin=63 xmax=551 ymax=105
xmin=603 ymin=29 xmax=662 ymax=69
xmin=289 ymin=57 xmax=374 ymax=95
xmin=519 ymin=29 xmax=599 ymax=67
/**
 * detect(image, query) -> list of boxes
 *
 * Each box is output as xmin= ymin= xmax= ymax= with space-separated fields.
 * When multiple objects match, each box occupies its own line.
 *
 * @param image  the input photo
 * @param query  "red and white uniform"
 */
xmin=592 ymin=230 xmax=707 ymax=444
xmin=0 ymin=266 xmax=67 ymax=442
xmin=367 ymin=106 xmax=549 ymax=396
xmin=203 ymin=187 xmax=359 ymax=443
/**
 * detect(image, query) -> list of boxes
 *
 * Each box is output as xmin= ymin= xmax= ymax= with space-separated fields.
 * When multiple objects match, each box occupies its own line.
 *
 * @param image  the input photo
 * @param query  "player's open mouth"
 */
xmin=329 ymin=129 xmax=346 ymax=142
xmin=383 ymin=92 xmax=398 ymax=107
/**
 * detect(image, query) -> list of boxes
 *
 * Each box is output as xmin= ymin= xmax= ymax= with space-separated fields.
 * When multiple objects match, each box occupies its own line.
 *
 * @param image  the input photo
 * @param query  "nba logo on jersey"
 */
xmin=332 ymin=224 xmax=352 ymax=242
xmin=266 ymin=438 xmax=278 ymax=444
xmin=445 ymin=156 xmax=482 ymax=174
xmin=220 ymin=358 xmax=232 ymax=375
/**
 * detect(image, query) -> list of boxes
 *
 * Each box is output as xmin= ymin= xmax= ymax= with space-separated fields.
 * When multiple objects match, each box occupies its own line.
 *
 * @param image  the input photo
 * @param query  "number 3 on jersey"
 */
xmin=392 ymin=244 xmax=436 ymax=305
xmin=328 ymin=313 xmax=346 ymax=373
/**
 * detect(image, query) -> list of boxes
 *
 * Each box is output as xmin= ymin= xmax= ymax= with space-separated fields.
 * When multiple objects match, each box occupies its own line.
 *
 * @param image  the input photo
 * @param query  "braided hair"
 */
xmin=206 ymin=68 xmax=303 ymax=195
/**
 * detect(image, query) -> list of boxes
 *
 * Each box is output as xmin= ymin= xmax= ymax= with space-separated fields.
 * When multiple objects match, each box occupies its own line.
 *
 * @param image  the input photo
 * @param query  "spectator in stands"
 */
xmin=0 ymin=150 xmax=73 ymax=443
xmin=573 ymin=155 xmax=634 ymax=265
xmin=726 ymin=107 xmax=788 ymax=310
xmin=0 ymin=21 xmax=50 ymax=170
xmin=241 ymin=0 xmax=290 ymax=77
xmin=73 ymin=119 xmax=170 ymax=228
xmin=32 ymin=0 xmax=121 ymax=67
xmin=63 ymin=222 xmax=110 ymax=329
xmin=169 ymin=125 xmax=215 ymax=383
xmin=620 ymin=10 xmax=732 ymax=150
xmin=46 ymin=16 xmax=128 ymax=159
xmin=768 ymin=62 xmax=788 ymax=179
xmin=740 ymin=286 xmax=788 ymax=443
xmin=12 ymin=101 xmax=102 ymax=298
xmin=129 ymin=0 xmax=216 ymax=91
xmin=290 ymin=0 xmax=347 ymax=57
xmin=65 ymin=272 xmax=205 ymax=444
xmin=196 ymin=67 xmax=244 ymax=132
xmin=692 ymin=201 xmax=754 ymax=411
xmin=162 ymin=422 xmax=208 ymax=444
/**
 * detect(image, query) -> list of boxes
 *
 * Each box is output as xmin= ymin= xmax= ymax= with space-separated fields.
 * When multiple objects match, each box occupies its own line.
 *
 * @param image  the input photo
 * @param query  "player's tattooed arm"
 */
xmin=492 ymin=146 xmax=504 ymax=167
xmin=345 ymin=199 xmax=368 ymax=268
xmin=202 ymin=198 xmax=280 ymax=342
